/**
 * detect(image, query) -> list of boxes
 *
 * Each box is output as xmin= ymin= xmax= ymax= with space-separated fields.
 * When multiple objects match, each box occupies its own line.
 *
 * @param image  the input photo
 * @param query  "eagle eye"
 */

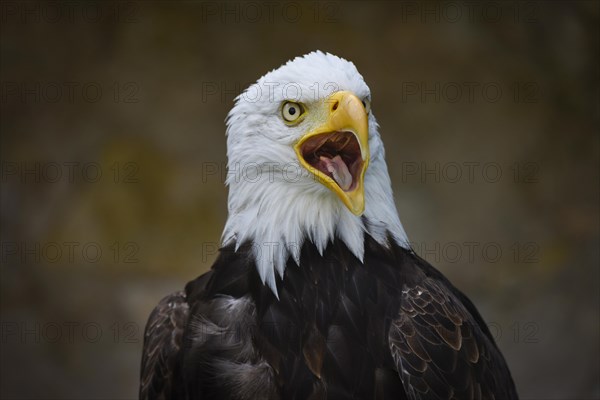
xmin=282 ymin=101 xmax=304 ymax=123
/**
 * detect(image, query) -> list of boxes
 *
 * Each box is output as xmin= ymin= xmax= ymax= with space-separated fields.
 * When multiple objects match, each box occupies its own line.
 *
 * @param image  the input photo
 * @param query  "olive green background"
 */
xmin=1 ymin=1 xmax=598 ymax=399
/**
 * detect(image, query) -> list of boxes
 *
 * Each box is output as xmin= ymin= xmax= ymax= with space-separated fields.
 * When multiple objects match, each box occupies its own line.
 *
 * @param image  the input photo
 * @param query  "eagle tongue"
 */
xmin=319 ymin=155 xmax=352 ymax=191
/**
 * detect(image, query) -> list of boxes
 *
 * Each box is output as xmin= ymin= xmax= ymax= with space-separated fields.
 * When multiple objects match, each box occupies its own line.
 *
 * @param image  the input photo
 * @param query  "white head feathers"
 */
xmin=221 ymin=51 xmax=409 ymax=297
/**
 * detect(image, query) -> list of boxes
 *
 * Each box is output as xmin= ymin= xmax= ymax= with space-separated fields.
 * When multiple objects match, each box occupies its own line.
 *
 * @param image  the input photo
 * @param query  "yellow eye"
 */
xmin=362 ymin=98 xmax=371 ymax=114
xmin=282 ymin=102 xmax=303 ymax=122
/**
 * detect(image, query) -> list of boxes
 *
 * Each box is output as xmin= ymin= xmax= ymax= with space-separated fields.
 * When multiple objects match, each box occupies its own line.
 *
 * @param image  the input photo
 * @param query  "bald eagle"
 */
xmin=140 ymin=52 xmax=518 ymax=400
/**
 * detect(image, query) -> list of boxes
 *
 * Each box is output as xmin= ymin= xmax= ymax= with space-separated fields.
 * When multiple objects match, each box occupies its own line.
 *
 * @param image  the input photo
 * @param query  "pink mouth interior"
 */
xmin=300 ymin=131 xmax=363 ymax=192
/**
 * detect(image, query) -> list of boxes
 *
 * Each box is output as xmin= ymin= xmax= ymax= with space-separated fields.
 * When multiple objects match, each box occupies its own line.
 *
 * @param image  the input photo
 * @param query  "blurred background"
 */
xmin=1 ymin=1 xmax=598 ymax=399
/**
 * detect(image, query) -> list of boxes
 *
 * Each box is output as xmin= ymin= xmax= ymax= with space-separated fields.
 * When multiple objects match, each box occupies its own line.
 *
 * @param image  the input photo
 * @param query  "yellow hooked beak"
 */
xmin=294 ymin=91 xmax=370 ymax=215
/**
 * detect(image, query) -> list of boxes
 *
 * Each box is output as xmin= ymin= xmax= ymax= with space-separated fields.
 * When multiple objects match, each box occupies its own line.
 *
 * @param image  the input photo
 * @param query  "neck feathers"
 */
xmin=221 ymin=154 xmax=409 ymax=298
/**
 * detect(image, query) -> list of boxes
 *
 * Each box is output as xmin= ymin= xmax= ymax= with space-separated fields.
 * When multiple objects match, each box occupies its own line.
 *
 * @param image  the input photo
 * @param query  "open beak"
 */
xmin=294 ymin=91 xmax=370 ymax=215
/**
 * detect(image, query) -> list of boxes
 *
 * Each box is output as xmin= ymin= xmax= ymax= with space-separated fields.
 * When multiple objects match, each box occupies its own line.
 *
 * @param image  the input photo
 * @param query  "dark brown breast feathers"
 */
xmin=140 ymin=236 xmax=518 ymax=400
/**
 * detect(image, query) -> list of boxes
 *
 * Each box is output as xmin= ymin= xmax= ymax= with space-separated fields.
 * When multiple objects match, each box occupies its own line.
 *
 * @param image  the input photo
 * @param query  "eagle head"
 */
xmin=221 ymin=51 xmax=409 ymax=296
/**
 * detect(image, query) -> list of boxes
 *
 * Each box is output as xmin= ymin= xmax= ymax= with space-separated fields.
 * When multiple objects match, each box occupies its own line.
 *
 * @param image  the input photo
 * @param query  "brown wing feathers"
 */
xmin=140 ymin=292 xmax=189 ymax=400
xmin=389 ymin=278 xmax=514 ymax=400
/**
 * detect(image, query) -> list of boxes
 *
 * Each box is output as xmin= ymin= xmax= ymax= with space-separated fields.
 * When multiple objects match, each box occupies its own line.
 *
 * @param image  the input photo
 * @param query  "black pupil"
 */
xmin=288 ymin=106 xmax=296 ymax=115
